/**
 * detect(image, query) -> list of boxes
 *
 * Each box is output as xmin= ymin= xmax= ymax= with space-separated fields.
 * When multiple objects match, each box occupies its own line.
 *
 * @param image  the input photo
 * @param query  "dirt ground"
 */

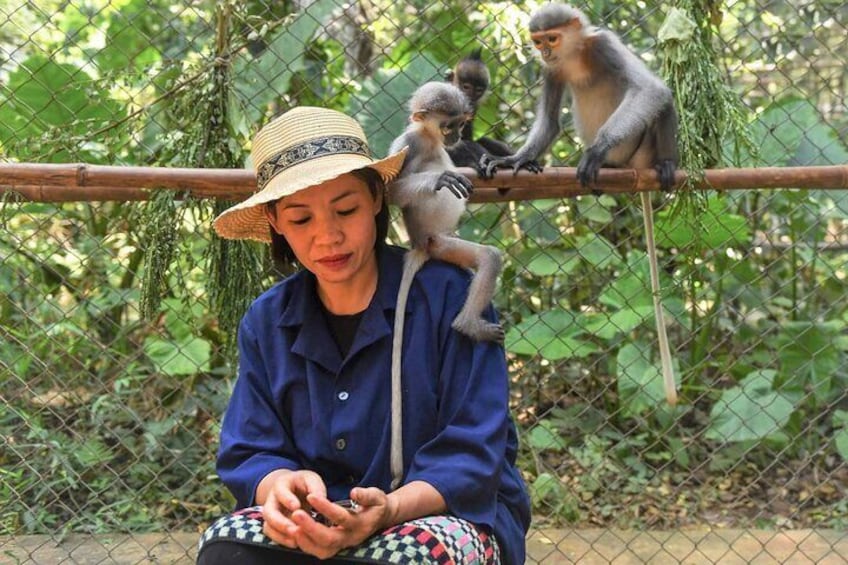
xmin=2 ymin=528 xmax=847 ymax=564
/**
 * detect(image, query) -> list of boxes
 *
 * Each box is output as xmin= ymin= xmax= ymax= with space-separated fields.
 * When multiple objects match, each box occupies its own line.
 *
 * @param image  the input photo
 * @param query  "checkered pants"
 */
xmin=198 ymin=506 xmax=501 ymax=564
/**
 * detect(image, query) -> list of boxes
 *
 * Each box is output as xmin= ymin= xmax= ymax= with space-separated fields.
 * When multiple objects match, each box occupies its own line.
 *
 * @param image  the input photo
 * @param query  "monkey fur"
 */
xmin=445 ymin=49 xmax=541 ymax=178
xmin=386 ymin=81 xmax=505 ymax=488
xmin=484 ymin=4 xmax=679 ymax=405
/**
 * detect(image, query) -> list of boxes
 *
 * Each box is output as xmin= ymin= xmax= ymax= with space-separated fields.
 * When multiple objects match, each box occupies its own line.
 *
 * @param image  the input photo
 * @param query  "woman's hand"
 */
xmin=288 ymin=486 xmax=393 ymax=559
xmin=257 ymin=469 xmax=327 ymax=549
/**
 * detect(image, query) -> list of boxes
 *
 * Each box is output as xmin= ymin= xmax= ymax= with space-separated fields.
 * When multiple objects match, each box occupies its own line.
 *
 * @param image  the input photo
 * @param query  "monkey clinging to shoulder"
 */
xmin=386 ymin=81 xmax=506 ymax=489
xmin=387 ymin=81 xmax=504 ymax=344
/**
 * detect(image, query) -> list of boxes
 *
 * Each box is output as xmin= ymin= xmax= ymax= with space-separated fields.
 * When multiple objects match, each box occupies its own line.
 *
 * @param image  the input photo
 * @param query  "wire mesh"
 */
xmin=1 ymin=0 xmax=847 ymax=563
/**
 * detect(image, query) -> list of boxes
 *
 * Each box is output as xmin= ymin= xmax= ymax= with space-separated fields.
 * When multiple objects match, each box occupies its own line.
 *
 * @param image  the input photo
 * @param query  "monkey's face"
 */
xmin=531 ymin=19 xmax=581 ymax=64
xmin=458 ymin=80 xmax=488 ymax=105
xmin=437 ymin=113 xmax=469 ymax=147
xmin=454 ymin=61 xmax=490 ymax=105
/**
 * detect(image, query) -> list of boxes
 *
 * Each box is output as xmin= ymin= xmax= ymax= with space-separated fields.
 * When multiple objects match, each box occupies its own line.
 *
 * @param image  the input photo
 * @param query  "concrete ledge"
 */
xmin=1 ymin=529 xmax=847 ymax=564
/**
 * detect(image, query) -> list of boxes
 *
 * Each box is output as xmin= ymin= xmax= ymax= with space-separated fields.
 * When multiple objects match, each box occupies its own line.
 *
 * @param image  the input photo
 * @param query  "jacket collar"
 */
xmin=276 ymin=245 xmax=403 ymax=373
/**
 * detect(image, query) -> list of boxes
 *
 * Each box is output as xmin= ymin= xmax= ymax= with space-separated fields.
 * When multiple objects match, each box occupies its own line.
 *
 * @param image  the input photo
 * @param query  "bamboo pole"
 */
xmin=1 ymin=163 xmax=847 ymax=203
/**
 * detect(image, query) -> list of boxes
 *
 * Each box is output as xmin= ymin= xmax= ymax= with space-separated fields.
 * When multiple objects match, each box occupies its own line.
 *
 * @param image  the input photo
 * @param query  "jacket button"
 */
xmin=335 ymin=438 xmax=346 ymax=450
xmin=338 ymin=391 xmax=349 ymax=401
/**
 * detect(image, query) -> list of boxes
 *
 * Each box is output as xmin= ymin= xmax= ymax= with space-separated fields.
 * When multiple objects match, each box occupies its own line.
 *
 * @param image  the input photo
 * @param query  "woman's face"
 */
xmin=266 ymin=173 xmax=383 ymax=295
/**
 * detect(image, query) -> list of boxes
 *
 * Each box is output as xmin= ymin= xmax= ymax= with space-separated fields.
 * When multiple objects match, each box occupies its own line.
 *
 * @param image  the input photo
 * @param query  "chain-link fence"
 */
xmin=1 ymin=0 xmax=848 ymax=563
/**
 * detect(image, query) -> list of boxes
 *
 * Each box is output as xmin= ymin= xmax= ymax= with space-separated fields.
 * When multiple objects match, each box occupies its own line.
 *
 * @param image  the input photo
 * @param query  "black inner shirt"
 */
xmin=321 ymin=305 xmax=365 ymax=358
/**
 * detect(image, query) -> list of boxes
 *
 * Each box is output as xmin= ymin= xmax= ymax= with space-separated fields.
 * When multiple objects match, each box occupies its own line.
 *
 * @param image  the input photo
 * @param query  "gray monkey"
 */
xmin=483 ymin=3 xmax=679 ymax=405
xmin=386 ymin=81 xmax=504 ymax=488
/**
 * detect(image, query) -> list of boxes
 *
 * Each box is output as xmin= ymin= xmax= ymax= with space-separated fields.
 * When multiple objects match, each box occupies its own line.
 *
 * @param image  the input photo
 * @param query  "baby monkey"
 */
xmin=386 ymin=81 xmax=504 ymax=489
xmin=388 ymin=81 xmax=504 ymax=345
xmin=445 ymin=49 xmax=541 ymax=177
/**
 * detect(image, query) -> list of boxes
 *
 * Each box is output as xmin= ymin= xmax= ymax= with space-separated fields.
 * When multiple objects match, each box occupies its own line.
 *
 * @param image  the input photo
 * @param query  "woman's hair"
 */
xmin=267 ymin=167 xmax=389 ymax=267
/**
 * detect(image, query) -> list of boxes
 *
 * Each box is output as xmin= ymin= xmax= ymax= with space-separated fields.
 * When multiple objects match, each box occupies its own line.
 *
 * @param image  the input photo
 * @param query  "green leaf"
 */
xmin=93 ymin=0 xmax=164 ymax=73
xmin=616 ymin=342 xmax=672 ymax=417
xmin=576 ymin=195 xmax=614 ymax=224
xmin=598 ymin=251 xmax=655 ymax=309
xmin=232 ymin=0 xmax=338 ymax=124
xmin=655 ymin=194 xmax=750 ymax=250
xmin=776 ymin=320 xmax=843 ymax=404
xmin=743 ymin=98 xmax=820 ymax=167
xmin=705 ymin=369 xmax=796 ymax=443
xmin=584 ymin=305 xmax=655 ymax=340
xmin=144 ymin=335 xmax=211 ymax=376
xmin=835 ymin=429 xmax=848 ymax=462
xmin=530 ymin=472 xmax=563 ymax=504
xmin=0 ymin=55 xmax=122 ymax=158
xmin=575 ymin=234 xmax=620 ymax=270
xmin=527 ymin=420 xmax=567 ymax=452
xmin=506 ymin=310 xmax=597 ymax=361
xmin=72 ymin=439 xmax=114 ymax=468
xmin=519 ymin=247 xmax=580 ymax=277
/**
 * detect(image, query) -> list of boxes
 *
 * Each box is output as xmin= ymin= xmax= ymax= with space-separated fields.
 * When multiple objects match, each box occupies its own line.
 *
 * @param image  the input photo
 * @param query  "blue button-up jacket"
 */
xmin=217 ymin=245 xmax=531 ymax=565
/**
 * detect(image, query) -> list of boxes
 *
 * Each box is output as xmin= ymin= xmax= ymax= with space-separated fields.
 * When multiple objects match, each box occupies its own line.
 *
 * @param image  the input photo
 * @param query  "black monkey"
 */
xmin=445 ymin=49 xmax=541 ymax=177
xmin=483 ymin=4 xmax=679 ymax=405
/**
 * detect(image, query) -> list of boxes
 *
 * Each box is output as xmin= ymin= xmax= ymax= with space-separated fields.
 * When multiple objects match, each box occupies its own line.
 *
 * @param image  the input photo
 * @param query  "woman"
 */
xmin=198 ymin=106 xmax=530 ymax=565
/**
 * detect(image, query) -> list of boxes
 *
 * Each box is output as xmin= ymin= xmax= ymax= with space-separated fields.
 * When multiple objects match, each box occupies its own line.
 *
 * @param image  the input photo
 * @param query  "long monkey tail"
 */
xmin=640 ymin=191 xmax=678 ymax=406
xmin=390 ymin=247 xmax=429 ymax=491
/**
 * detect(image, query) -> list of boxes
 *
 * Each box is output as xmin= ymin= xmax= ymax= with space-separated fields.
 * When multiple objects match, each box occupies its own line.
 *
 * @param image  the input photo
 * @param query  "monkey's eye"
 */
xmin=547 ymin=35 xmax=560 ymax=47
xmin=532 ymin=39 xmax=543 ymax=49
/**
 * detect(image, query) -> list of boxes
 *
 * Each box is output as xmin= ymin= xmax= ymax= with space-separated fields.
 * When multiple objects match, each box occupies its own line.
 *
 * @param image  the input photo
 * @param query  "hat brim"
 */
xmin=213 ymin=147 xmax=408 ymax=242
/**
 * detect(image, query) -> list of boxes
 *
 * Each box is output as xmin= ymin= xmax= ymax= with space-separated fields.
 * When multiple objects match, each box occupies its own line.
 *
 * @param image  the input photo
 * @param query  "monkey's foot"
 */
xmin=452 ymin=316 xmax=505 ymax=343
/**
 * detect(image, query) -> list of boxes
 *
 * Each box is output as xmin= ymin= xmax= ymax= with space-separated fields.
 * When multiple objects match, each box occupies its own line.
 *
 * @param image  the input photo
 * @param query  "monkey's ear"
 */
xmin=445 ymin=70 xmax=455 ymax=82
xmin=411 ymin=110 xmax=428 ymax=122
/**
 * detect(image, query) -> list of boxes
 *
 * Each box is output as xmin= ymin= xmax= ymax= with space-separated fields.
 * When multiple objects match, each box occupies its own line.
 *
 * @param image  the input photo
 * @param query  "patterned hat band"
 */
xmin=256 ymin=135 xmax=372 ymax=190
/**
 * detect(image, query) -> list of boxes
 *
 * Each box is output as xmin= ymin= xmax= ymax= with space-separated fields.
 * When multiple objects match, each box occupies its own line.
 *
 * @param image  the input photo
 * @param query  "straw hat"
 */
xmin=213 ymin=106 xmax=407 ymax=242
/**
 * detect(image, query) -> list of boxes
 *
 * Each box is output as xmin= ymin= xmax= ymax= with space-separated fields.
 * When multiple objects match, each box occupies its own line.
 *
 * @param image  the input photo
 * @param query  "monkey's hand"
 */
xmin=656 ymin=159 xmax=676 ymax=192
xmin=576 ymin=146 xmax=607 ymax=194
xmin=435 ymin=171 xmax=473 ymax=199
xmin=479 ymin=154 xmax=543 ymax=179
xmin=523 ymin=159 xmax=543 ymax=174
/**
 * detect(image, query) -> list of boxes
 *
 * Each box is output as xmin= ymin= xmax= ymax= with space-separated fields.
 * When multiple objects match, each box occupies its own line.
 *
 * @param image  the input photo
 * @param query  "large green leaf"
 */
xmin=655 ymin=194 xmax=750 ymax=250
xmin=705 ymin=369 xmax=796 ymax=443
xmin=93 ymin=0 xmax=165 ymax=74
xmin=741 ymin=98 xmax=820 ymax=167
xmin=616 ymin=342 xmax=672 ymax=417
xmin=506 ymin=310 xmax=597 ymax=361
xmin=598 ymin=251 xmax=654 ymax=309
xmin=231 ymin=0 xmax=338 ymax=125
xmin=584 ymin=305 xmax=656 ymax=340
xmin=0 ymin=55 xmax=122 ymax=158
xmin=775 ymin=320 xmax=844 ymax=404
xmin=575 ymin=234 xmax=620 ymax=270
xmin=795 ymin=120 xmax=848 ymax=217
xmin=144 ymin=335 xmax=211 ymax=377
xmin=516 ymin=246 xmax=581 ymax=277
xmin=527 ymin=420 xmax=568 ymax=452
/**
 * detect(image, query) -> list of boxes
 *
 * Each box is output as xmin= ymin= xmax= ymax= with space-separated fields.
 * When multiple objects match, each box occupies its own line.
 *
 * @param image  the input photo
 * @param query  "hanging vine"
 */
xmin=139 ymin=1 xmax=264 ymax=357
xmin=658 ymin=1 xmax=755 ymax=191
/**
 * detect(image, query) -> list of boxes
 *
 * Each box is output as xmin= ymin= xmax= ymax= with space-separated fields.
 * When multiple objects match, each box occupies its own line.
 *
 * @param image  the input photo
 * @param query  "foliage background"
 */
xmin=1 ymin=0 xmax=848 ymax=557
